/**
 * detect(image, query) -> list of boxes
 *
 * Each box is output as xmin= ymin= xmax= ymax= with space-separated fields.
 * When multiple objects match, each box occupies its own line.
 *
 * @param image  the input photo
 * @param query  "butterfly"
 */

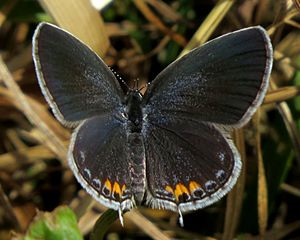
xmin=32 ymin=22 xmax=273 ymax=225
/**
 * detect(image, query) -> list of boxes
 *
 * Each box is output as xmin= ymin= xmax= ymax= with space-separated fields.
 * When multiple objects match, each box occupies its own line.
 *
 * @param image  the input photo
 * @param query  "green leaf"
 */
xmin=20 ymin=206 xmax=83 ymax=240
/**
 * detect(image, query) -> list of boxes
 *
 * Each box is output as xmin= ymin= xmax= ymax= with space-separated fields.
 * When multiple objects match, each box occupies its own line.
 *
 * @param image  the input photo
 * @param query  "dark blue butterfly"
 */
xmin=32 ymin=22 xmax=272 ymax=225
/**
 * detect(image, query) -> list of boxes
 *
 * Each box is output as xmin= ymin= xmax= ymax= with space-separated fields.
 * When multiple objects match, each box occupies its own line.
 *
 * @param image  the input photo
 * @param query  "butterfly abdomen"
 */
xmin=127 ymin=133 xmax=146 ymax=205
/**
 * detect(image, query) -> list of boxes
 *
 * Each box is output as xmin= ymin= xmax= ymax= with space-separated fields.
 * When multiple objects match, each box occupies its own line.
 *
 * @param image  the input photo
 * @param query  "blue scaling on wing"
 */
xmin=142 ymin=26 xmax=272 ymax=128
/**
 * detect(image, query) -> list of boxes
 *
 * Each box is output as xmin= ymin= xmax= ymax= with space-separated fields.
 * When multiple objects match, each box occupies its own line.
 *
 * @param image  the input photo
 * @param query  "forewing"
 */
xmin=143 ymin=26 xmax=272 ymax=128
xmin=143 ymin=115 xmax=241 ymax=213
xmin=69 ymin=114 xmax=134 ymax=211
xmin=32 ymin=22 xmax=124 ymax=127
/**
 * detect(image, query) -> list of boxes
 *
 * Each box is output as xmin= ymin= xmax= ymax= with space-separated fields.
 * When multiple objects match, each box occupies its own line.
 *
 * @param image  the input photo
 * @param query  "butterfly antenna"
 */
xmin=136 ymin=78 xmax=140 ymax=90
xmin=109 ymin=67 xmax=130 ymax=90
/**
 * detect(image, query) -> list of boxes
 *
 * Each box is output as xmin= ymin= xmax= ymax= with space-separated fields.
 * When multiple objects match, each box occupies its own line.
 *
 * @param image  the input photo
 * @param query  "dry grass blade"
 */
xmin=95 ymin=203 xmax=171 ymax=240
xmin=264 ymin=86 xmax=300 ymax=104
xmin=70 ymin=190 xmax=94 ymax=220
xmin=254 ymin=111 xmax=268 ymax=239
xmin=146 ymin=0 xmax=189 ymax=24
xmin=0 ymin=86 xmax=70 ymax=141
xmin=270 ymin=81 xmax=300 ymax=165
xmin=0 ymin=0 xmax=18 ymax=27
xmin=284 ymin=18 xmax=300 ymax=29
xmin=254 ymin=0 xmax=270 ymax=25
xmin=6 ymin=46 xmax=32 ymax=72
xmin=129 ymin=35 xmax=171 ymax=64
xmin=0 ymin=142 xmax=69 ymax=170
xmin=222 ymin=129 xmax=246 ymax=240
xmin=273 ymin=50 xmax=292 ymax=66
xmin=180 ymin=0 xmax=235 ymax=57
xmin=0 ymin=183 xmax=21 ymax=231
xmin=6 ymin=129 xmax=27 ymax=150
xmin=281 ymin=183 xmax=300 ymax=198
xmin=133 ymin=0 xmax=187 ymax=46
xmin=152 ymin=217 xmax=216 ymax=240
xmin=267 ymin=8 xmax=299 ymax=35
xmin=38 ymin=0 xmax=110 ymax=57
xmin=78 ymin=205 xmax=98 ymax=235
xmin=125 ymin=209 xmax=171 ymax=240
xmin=293 ymin=0 xmax=300 ymax=11
xmin=277 ymin=104 xmax=300 ymax=164
xmin=0 ymin=57 xmax=68 ymax=162
xmin=264 ymin=220 xmax=300 ymax=240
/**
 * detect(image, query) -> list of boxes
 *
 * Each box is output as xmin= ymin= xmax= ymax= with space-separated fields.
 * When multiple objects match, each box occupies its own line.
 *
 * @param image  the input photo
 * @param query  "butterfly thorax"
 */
xmin=125 ymin=90 xmax=143 ymax=133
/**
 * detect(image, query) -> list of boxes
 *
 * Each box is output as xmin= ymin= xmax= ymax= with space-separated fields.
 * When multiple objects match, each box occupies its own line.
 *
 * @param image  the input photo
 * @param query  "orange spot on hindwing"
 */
xmin=112 ymin=182 xmax=122 ymax=200
xmin=189 ymin=181 xmax=201 ymax=192
xmin=103 ymin=179 xmax=112 ymax=196
xmin=174 ymin=183 xmax=190 ymax=202
xmin=165 ymin=185 xmax=174 ymax=194
xmin=113 ymin=182 xmax=121 ymax=195
xmin=189 ymin=180 xmax=205 ymax=199
xmin=121 ymin=184 xmax=126 ymax=194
